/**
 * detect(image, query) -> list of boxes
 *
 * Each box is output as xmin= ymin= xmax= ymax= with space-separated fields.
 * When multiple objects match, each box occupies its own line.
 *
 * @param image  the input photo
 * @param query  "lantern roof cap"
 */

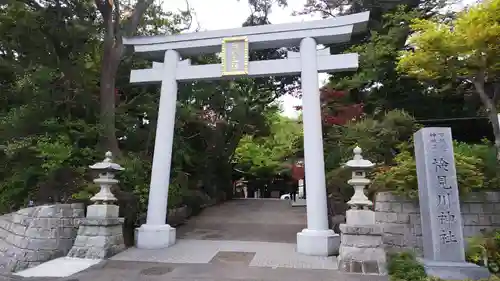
xmin=345 ymin=146 xmax=375 ymax=169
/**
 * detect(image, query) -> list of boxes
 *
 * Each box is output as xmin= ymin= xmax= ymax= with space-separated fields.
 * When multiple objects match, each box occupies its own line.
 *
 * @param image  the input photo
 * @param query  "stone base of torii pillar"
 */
xmin=136 ymin=225 xmax=176 ymax=249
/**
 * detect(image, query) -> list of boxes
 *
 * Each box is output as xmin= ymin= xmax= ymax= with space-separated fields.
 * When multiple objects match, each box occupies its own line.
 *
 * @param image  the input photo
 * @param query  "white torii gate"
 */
xmin=124 ymin=11 xmax=370 ymax=256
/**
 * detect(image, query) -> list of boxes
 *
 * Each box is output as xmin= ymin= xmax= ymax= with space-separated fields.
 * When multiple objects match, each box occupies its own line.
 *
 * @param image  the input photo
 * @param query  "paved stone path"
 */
xmin=176 ymin=199 xmax=306 ymax=243
xmin=62 ymin=260 xmax=388 ymax=281
xmin=112 ymin=199 xmax=337 ymax=269
xmin=12 ymin=199 xmax=388 ymax=280
xmin=112 ymin=239 xmax=339 ymax=270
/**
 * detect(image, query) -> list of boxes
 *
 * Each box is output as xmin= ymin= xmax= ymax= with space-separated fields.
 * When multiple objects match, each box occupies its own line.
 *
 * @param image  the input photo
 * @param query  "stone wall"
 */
xmin=0 ymin=204 xmax=84 ymax=272
xmin=374 ymin=191 xmax=500 ymax=252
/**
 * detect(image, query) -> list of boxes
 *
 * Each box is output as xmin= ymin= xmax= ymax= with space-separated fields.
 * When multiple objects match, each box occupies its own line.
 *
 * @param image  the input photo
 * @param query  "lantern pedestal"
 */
xmin=338 ymin=224 xmax=386 ymax=274
xmin=68 ymin=217 xmax=125 ymax=259
xmin=87 ymin=204 xmax=119 ymax=218
xmin=346 ymin=209 xmax=375 ymax=225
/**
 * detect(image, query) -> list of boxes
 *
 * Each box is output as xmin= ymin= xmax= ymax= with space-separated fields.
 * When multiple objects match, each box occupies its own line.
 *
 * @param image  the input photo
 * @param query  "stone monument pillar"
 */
xmin=67 ymin=152 xmax=126 ymax=259
xmin=414 ymin=128 xmax=490 ymax=280
xmin=338 ymin=147 xmax=386 ymax=275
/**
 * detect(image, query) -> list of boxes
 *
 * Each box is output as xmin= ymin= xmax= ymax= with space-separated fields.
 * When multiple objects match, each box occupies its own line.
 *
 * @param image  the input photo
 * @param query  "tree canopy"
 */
xmin=233 ymin=110 xmax=302 ymax=177
xmin=0 ymin=0 xmax=295 ymax=215
xmin=397 ymin=0 xmax=500 ymax=158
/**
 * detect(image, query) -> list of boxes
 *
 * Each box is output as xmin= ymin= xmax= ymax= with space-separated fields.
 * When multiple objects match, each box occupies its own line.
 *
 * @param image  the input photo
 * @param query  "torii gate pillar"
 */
xmin=124 ymin=12 xmax=370 ymax=256
xmin=295 ymin=37 xmax=336 ymax=256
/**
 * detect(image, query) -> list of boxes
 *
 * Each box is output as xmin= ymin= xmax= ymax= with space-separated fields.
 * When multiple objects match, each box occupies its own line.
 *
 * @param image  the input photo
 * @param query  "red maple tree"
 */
xmin=294 ymin=87 xmax=364 ymax=126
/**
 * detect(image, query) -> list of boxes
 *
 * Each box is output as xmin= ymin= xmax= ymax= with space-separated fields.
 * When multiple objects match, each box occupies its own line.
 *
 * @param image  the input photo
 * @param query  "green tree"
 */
xmin=0 ymin=0 xmax=299 ymax=216
xmin=92 ymin=0 xmax=191 ymax=155
xmin=397 ymin=0 xmax=500 ymax=159
xmin=293 ymin=0 xmax=483 ymax=121
xmin=0 ymin=0 xmax=188 ymax=212
xmin=0 ymin=0 xmax=103 ymax=211
xmin=233 ymin=110 xmax=302 ymax=177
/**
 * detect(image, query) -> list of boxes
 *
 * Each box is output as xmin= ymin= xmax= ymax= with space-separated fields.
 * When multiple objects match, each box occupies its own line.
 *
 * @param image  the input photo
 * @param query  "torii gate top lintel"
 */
xmin=123 ymin=11 xmax=370 ymax=58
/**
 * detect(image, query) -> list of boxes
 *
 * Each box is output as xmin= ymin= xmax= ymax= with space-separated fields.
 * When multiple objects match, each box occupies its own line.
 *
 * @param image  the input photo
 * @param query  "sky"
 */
xmin=161 ymin=0 xmax=477 ymax=118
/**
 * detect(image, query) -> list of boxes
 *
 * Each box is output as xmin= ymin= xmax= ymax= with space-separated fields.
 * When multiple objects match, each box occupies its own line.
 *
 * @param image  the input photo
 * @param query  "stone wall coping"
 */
xmin=460 ymin=192 xmax=500 ymax=203
xmin=375 ymin=191 xmax=500 ymax=203
xmin=79 ymin=218 xmax=124 ymax=226
xmin=339 ymin=224 xmax=383 ymax=235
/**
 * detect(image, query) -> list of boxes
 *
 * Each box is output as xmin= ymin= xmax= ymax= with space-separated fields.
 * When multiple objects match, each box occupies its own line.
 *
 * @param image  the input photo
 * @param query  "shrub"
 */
xmin=388 ymin=252 xmax=427 ymax=281
xmin=454 ymin=141 xmax=500 ymax=191
xmin=325 ymin=109 xmax=420 ymax=168
xmin=326 ymin=167 xmax=354 ymax=200
xmin=325 ymin=167 xmax=353 ymax=226
xmin=117 ymin=153 xmax=194 ymax=212
xmin=1 ymin=134 xmax=92 ymax=212
xmin=168 ymin=183 xmax=186 ymax=209
xmin=372 ymin=141 xmax=485 ymax=199
xmin=466 ymin=229 xmax=500 ymax=274
xmin=388 ymin=251 xmax=500 ymax=281
xmin=113 ymin=153 xmax=153 ymax=219
xmin=182 ymin=189 xmax=208 ymax=215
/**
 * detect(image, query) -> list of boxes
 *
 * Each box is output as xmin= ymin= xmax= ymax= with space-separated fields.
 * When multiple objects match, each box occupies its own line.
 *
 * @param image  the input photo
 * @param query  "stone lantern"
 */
xmin=338 ymin=146 xmax=386 ymax=275
xmin=67 ymin=151 xmax=125 ymax=259
xmin=344 ymin=146 xmax=375 ymax=211
xmin=87 ymin=151 xmax=124 ymax=218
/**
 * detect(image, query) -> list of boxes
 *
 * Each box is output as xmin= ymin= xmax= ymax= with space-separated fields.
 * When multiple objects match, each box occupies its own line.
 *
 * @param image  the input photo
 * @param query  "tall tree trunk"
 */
xmin=473 ymin=79 xmax=500 ymax=161
xmin=95 ymin=0 xmax=157 ymax=157
xmin=95 ymin=0 xmax=121 ymax=156
xmin=99 ymin=55 xmax=121 ymax=157
xmin=487 ymin=110 xmax=500 ymax=161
